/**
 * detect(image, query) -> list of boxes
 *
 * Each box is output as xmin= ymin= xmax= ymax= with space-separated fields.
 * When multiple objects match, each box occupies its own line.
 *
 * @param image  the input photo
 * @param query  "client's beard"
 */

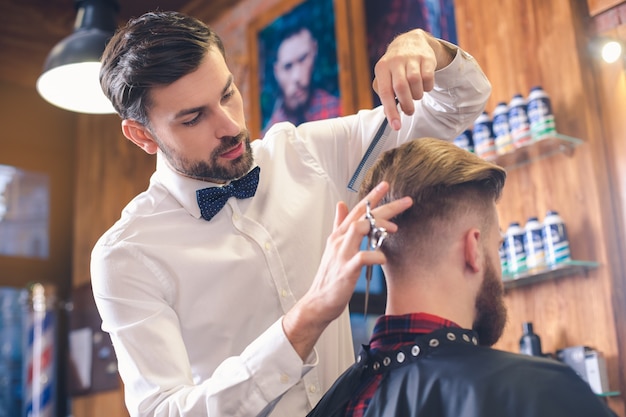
xmin=473 ymin=254 xmax=508 ymax=346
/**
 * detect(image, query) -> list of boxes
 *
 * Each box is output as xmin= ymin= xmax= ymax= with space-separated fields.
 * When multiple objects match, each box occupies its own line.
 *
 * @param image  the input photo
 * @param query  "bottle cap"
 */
xmin=522 ymin=322 xmax=534 ymax=334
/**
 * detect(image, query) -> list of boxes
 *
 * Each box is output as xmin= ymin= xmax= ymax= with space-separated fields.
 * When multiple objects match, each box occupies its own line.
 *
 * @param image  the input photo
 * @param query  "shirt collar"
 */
xmin=155 ymin=153 xmax=259 ymax=220
xmin=370 ymin=312 xmax=461 ymax=350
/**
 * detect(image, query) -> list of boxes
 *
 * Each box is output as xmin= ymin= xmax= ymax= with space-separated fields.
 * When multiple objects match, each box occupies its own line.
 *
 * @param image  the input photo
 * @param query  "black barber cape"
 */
xmin=307 ymin=327 xmax=616 ymax=417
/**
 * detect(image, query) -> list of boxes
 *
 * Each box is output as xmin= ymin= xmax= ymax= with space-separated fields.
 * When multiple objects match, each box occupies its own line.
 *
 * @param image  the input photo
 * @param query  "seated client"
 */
xmin=307 ymin=138 xmax=616 ymax=417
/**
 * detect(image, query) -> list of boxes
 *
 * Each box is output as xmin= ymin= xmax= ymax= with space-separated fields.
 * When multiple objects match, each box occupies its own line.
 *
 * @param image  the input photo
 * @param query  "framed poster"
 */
xmin=247 ymin=0 xmax=360 ymax=138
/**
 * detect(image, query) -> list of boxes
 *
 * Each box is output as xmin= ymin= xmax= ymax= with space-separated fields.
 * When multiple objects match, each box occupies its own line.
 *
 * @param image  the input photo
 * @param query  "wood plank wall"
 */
xmin=68 ymin=0 xmax=626 ymax=416
xmin=454 ymin=0 xmax=625 ymax=415
xmin=70 ymin=115 xmax=155 ymax=417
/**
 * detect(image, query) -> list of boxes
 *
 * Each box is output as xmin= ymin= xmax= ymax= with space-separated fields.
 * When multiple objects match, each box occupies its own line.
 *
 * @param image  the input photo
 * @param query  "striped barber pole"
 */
xmin=23 ymin=283 xmax=56 ymax=417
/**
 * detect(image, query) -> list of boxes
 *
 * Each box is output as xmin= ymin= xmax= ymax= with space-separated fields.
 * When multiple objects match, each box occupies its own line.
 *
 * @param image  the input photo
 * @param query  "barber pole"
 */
xmin=23 ymin=283 xmax=56 ymax=417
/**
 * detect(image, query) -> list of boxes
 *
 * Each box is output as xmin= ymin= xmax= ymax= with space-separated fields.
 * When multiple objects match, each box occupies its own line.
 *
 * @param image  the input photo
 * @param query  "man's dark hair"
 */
xmin=269 ymin=10 xmax=315 ymax=64
xmin=100 ymin=11 xmax=225 ymax=124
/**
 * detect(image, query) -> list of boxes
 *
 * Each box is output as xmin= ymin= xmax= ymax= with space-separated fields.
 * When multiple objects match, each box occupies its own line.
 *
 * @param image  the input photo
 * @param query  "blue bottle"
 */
xmin=527 ymin=86 xmax=556 ymax=141
xmin=505 ymin=222 xmax=527 ymax=275
xmin=524 ymin=217 xmax=546 ymax=271
xmin=453 ymin=129 xmax=474 ymax=153
xmin=543 ymin=211 xmax=571 ymax=265
xmin=472 ymin=112 xmax=496 ymax=160
xmin=499 ymin=239 xmax=509 ymax=278
xmin=492 ymin=102 xmax=514 ymax=155
xmin=508 ymin=94 xmax=531 ymax=148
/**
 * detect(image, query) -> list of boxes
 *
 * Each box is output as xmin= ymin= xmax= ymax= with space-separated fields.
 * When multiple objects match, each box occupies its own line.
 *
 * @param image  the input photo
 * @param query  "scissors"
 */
xmin=363 ymin=200 xmax=388 ymax=316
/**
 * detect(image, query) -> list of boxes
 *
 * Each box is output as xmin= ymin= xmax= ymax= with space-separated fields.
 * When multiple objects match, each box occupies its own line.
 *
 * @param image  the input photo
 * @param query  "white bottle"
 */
xmin=505 ymin=222 xmax=527 ymax=275
xmin=472 ymin=112 xmax=496 ymax=160
xmin=527 ymin=86 xmax=556 ymax=141
xmin=524 ymin=216 xmax=546 ymax=271
xmin=543 ymin=210 xmax=571 ymax=265
xmin=508 ymin=94 xmax=531 ymax=148
xmin=492 ymin=102 xmax=514 ymax=155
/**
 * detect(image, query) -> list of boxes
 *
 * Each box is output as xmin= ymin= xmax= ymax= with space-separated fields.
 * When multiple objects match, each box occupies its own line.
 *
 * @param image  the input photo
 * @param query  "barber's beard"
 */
xmin=160 ymin=130 xmax=254 ymax=182
xmin=473 ymin=254 xmax=508 ymax=346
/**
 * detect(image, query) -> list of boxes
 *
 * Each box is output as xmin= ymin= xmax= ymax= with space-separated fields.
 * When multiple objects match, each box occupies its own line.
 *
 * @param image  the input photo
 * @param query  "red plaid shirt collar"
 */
xmin=344 ymin=313 xmax=461 ymax=417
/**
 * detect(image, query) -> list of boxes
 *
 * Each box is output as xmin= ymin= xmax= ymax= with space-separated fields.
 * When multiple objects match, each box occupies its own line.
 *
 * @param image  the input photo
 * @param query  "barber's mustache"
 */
xmin=214 ymin=131 xmax=249 ymax=154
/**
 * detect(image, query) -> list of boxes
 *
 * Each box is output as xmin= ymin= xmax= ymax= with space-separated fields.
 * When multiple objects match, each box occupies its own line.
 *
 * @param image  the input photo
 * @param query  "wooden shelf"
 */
xmin=487 ymin=133 xmax=583 ymax=170
xmin=503 ymin=260 xmax=600 ymax=290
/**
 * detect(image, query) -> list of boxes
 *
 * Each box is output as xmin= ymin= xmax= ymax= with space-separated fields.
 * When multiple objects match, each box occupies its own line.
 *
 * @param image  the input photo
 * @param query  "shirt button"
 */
xmin=233 ymin=213 xmax=240 ymax=221
xmin=281 ymin=289 xmax=288 ymax=298
xmin=280 ymin=374 xmax=289 ymax=383
xmin=308 ymin=385 xmax=317 ymax=393
xmin=264 ymin=242 xmax=271 ymax=251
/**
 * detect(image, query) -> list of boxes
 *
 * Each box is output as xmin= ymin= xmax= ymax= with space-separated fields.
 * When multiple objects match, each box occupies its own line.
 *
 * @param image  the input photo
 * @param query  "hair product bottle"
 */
xmin=519 ymin=322 xmax=543 ymax=357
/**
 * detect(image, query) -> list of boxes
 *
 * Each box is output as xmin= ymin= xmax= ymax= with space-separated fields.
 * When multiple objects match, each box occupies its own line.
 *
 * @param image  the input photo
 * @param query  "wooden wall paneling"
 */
xmin=588 ymin=0 xmax=626 ymax=16
xmin=71 ymin=114 xmax=155 ymax=417
xmin=593 ymin=22 xmax=626 ymax=413
xmin=565 ymin=1 xmax=626 ymax=412
xmin=455 ymin=0 xmax=624 ymax=414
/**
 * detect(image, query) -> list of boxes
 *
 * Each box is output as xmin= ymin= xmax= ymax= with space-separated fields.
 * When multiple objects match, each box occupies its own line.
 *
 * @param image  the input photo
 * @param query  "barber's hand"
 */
xmin=372 ymin=29 xmax=455 ymax=131
xmin=282 ymin=182 xmax=413 ymax=360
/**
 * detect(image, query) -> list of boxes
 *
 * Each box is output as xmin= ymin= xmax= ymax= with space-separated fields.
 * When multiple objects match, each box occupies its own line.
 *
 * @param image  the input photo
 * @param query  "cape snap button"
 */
xmin=411 ymin=345 xmax=421 ymax=356
xmin=397 ymin=351 xmax=406 ymax=363
xmin=429 ymin=338 xmax=440 ymax=347
xmin=447 ymin=332 xmax=456 ymax=341
xmin=383 ymin=357 xmax=391 ymax=366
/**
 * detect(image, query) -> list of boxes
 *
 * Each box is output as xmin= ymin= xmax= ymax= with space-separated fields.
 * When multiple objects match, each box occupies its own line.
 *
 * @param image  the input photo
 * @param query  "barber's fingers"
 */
xmin=372 ymin=30 xmax=437 ymax=130
xmin=335 ymin=181 xmax=412 ymax=237
xmin=373 ymin=57 xmax=436 ymax=129
xmin=373 ymin=71 xmax=402 ymax=131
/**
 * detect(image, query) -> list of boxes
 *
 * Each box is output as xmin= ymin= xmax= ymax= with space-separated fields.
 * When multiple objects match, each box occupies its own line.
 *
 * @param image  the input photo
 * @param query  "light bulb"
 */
xmin=37 ymin=62 xmax=115 ymax=114
xmin=601 ymin=40 xmax=622 ymax=64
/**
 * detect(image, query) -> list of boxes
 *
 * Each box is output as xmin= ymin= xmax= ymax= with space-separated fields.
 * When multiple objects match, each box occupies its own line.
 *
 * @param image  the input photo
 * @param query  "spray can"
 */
xmin=23 ymin=283 xmax=57 ymax=417
xmin=524 ymin=217 xmax=546 ymax=271
xmin=492 ymin=102 xmax=514 ymax=155
xmin=527 ymin=86 xmax=556 ymax=141
xmin=472 ymin=112 xmax=496 ymax=160
xmin=505 ymin=222 xmax=527 ymax=275
xmin=508 ymin=94 xmax=531 ymax=148
xmin=543 ymin=211 xmax=571 ymax=266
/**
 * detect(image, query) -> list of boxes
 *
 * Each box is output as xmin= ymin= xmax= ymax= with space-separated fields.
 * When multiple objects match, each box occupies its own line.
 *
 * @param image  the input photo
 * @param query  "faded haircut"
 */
xmin=359 ymin=138 xmax=506 ymax=266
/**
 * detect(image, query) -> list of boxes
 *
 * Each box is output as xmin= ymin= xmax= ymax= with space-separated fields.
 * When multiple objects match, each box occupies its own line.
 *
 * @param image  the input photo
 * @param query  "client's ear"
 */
xmin=121 ymin=119 xmax=159 ymax=154
xmin=464 ymin=228 xmax=482 ymax=273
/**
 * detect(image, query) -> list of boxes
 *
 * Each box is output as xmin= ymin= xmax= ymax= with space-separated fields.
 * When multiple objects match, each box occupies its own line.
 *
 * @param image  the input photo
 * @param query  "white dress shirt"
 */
xmin=90 ymin=46 xmax=490 ymax=417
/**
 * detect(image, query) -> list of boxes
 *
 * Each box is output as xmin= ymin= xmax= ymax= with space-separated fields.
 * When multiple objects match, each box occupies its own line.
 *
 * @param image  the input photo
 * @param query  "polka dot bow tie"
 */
xmin=196 ymin=166 xmax=260 ymax=221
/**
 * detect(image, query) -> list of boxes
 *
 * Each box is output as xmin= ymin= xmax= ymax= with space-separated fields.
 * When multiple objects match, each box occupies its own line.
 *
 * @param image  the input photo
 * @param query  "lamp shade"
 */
xmin=36 ymin=0 xmax=119 ymax=114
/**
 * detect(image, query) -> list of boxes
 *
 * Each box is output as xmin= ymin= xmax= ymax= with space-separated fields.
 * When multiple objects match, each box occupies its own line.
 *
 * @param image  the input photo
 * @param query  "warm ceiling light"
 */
xmin=36 ymin=0 xmax=119 ymax=114
xmin=601 ymin=40 xmax=623 ymax=64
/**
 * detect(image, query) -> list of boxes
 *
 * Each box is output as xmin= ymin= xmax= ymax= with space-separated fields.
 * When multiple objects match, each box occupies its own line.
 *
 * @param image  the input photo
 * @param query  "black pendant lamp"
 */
xmin=36 ymin=0 xmax=119 ymax=114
